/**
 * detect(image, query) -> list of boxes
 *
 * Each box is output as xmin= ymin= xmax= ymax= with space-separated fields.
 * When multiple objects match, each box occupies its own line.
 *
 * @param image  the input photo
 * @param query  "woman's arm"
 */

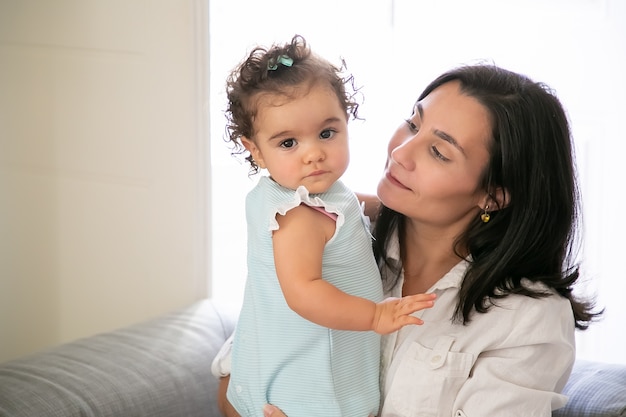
xmin=355 ymin=192 xmax=381 ymax=220
xmin=452 ymin=296 xmax=575 ymax=414
xmin=217 ymin=376 xmax=241 ymax=417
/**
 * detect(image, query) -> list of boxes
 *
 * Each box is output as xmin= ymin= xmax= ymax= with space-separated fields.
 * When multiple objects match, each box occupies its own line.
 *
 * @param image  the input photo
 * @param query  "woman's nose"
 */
xmin=390 ymin=134 xmax=417 ymax=171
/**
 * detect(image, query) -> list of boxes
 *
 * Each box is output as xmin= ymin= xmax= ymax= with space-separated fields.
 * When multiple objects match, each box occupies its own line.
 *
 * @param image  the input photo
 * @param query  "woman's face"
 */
xmin=377 ymin=80 xmax=493 ymax=232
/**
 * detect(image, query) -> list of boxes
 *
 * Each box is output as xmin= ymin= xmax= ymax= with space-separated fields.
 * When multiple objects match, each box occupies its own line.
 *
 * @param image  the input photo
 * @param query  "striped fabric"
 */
xmin=553 ymin=360 xmax=626 ymax=417
xmin=229 ymin=178 xmax=383 ymax=417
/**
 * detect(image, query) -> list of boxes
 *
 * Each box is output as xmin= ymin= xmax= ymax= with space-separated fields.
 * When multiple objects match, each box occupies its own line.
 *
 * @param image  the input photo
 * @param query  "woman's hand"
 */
xmin=221 ymin=376 xmax=377 ymax=417
xmin=218 ymin=377 xmax=290 ymax=417
xmin=263 ymin=404 xmax=286 ymax=417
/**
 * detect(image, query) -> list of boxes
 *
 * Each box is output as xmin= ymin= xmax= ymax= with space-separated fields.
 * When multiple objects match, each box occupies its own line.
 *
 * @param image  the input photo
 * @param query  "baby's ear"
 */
xmin=240 ymin=136 xmax=255 ymax=152
xmin=241 ymin=137 xmax=265 ymax=168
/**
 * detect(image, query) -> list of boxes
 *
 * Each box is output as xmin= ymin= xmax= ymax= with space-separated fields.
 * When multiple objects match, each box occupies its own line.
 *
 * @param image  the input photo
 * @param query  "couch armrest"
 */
xmin=0 ymin=299 xmax=238 ymax=417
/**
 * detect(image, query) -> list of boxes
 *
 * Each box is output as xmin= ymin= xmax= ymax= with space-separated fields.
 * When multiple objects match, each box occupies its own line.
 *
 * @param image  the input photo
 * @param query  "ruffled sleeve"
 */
xmin=268 ymin=185 xmax=344 ymax=232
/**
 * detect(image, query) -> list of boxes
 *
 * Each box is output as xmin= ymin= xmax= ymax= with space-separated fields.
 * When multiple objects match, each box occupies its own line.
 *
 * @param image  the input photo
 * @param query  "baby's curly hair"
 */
xmin=224 ymin=34 xmax=362 ymax=174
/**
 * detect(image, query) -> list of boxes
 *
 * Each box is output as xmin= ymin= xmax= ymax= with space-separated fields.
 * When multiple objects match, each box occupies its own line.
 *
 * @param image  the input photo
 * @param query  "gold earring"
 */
xmin=481 ymin=205 xmax=490 ymax=223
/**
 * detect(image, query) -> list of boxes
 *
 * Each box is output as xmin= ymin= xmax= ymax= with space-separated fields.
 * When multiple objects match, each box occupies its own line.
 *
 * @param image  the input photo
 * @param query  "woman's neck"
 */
xmin=400 ymin=221 xmax=467 ymax=296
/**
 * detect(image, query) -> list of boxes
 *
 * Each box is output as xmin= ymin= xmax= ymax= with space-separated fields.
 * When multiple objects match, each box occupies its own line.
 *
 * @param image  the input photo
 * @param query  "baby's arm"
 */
xmin=273 ymin=205 xmax=434 ymax=334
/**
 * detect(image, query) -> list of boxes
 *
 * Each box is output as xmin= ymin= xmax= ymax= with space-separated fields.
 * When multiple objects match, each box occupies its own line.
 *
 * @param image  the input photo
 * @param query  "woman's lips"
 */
xmin=386 ymin=171 xmax=410 ymax=190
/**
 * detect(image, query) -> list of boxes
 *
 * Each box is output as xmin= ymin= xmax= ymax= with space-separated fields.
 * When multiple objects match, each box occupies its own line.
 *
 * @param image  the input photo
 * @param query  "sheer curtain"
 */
xmin=209 ymin=0 xmax=626 ymax=364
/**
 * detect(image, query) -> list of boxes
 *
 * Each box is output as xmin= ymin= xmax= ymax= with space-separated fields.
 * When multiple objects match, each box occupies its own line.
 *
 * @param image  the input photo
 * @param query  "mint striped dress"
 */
xmin=228 ymin=176 xmax=383 ymax=417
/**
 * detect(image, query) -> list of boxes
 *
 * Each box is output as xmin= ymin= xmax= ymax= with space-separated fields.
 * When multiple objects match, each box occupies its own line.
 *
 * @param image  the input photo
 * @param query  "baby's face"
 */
xmin=242 ymin=83 xmax=350 ymax=194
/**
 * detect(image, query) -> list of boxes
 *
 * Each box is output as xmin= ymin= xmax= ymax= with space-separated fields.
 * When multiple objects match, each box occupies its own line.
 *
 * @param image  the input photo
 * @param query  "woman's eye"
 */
xmin=320 ymin=129 xmax=335 ymax=140
xmin=405 ymin=119 xmax=419 ymax=133
xmin=280 ymin=138 xmax=296 ymax=148
xmin=431 ymin=145 xmax=450 ymax=162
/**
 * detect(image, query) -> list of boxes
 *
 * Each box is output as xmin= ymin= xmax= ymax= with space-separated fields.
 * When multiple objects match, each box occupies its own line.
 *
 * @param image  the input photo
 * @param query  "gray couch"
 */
xmin=0 ymin=298 xmax=624 ymax=417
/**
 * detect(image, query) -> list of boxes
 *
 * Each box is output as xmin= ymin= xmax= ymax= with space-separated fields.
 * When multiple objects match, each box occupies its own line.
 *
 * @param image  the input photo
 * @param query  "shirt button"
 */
xmin=236 ymin=385 xmax=242 ymax=394
xmin=431 ymin=354 xmax=442 ymax=363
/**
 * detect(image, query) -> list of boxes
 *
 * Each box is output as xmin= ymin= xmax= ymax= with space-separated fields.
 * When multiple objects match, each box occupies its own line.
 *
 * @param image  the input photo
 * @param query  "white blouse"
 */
xmin=379 ymin=236 xmax=575 ymax=417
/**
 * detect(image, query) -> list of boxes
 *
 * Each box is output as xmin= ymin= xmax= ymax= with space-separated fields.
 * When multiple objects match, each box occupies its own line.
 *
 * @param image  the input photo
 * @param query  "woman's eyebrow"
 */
xmin=434 ymin=129 xmax=466 ymax=156
xmin=417 ymin=102 xmax=466 ymax=156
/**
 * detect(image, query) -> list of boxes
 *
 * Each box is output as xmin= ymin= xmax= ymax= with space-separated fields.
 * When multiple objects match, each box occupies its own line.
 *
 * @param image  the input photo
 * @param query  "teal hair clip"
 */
xmin=268 ymin=55 xmax=293 ymax=71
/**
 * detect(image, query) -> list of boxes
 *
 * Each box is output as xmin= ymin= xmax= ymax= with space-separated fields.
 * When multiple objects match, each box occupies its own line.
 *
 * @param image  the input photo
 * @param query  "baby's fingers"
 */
xmin=399 ymin=293 xmax=436 ymax=314
xmin=400 ymin=315 xmax=425 ymax=326
xmin=406 ymin=292 xmax=437 ymax=302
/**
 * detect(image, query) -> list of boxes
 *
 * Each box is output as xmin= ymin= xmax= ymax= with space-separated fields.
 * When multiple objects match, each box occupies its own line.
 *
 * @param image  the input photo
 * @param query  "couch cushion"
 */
xmin=0 ymin=299 xmax=238 ymax=417
xmin=553 ymin=360 xmax=626 ymax=417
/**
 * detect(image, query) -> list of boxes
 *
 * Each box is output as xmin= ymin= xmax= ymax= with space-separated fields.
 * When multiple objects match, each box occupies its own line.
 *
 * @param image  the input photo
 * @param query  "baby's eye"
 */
xmin=405 ymin=119 xmax=419 ymax=133
xmin=280 ymin=138 xmax=296 ymax=148
xmin=320 ymin=129 xmax=336 ymax=140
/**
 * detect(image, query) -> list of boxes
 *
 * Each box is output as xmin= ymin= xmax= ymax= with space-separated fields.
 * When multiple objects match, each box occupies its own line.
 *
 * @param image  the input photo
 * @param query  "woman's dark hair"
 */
xmin=373 ymin=64 xmax=601 ymax=329
xmin=224 ymin=34 xmax=361 ymax=174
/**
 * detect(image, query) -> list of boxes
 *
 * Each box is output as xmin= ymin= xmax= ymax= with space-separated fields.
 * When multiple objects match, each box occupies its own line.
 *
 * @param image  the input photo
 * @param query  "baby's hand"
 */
xmin=372 ymin=293 xmax=436 ymax=334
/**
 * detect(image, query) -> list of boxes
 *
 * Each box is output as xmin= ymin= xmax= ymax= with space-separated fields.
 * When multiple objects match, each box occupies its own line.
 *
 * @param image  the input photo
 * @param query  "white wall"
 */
xmin=0 ymin=0 xmax=211 ymax=363
xmin=209 ymin=0 xmax=626 ymax=364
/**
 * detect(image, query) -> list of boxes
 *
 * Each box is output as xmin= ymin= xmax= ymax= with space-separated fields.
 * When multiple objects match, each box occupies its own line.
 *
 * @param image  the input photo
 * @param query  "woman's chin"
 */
xmin=377 ymin=181 xmax=400 ymax=210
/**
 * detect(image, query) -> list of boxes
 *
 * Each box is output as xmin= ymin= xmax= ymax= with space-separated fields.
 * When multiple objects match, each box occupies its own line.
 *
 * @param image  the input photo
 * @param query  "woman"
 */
xmin=215 ymin=64 xmax=600 ymax=416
